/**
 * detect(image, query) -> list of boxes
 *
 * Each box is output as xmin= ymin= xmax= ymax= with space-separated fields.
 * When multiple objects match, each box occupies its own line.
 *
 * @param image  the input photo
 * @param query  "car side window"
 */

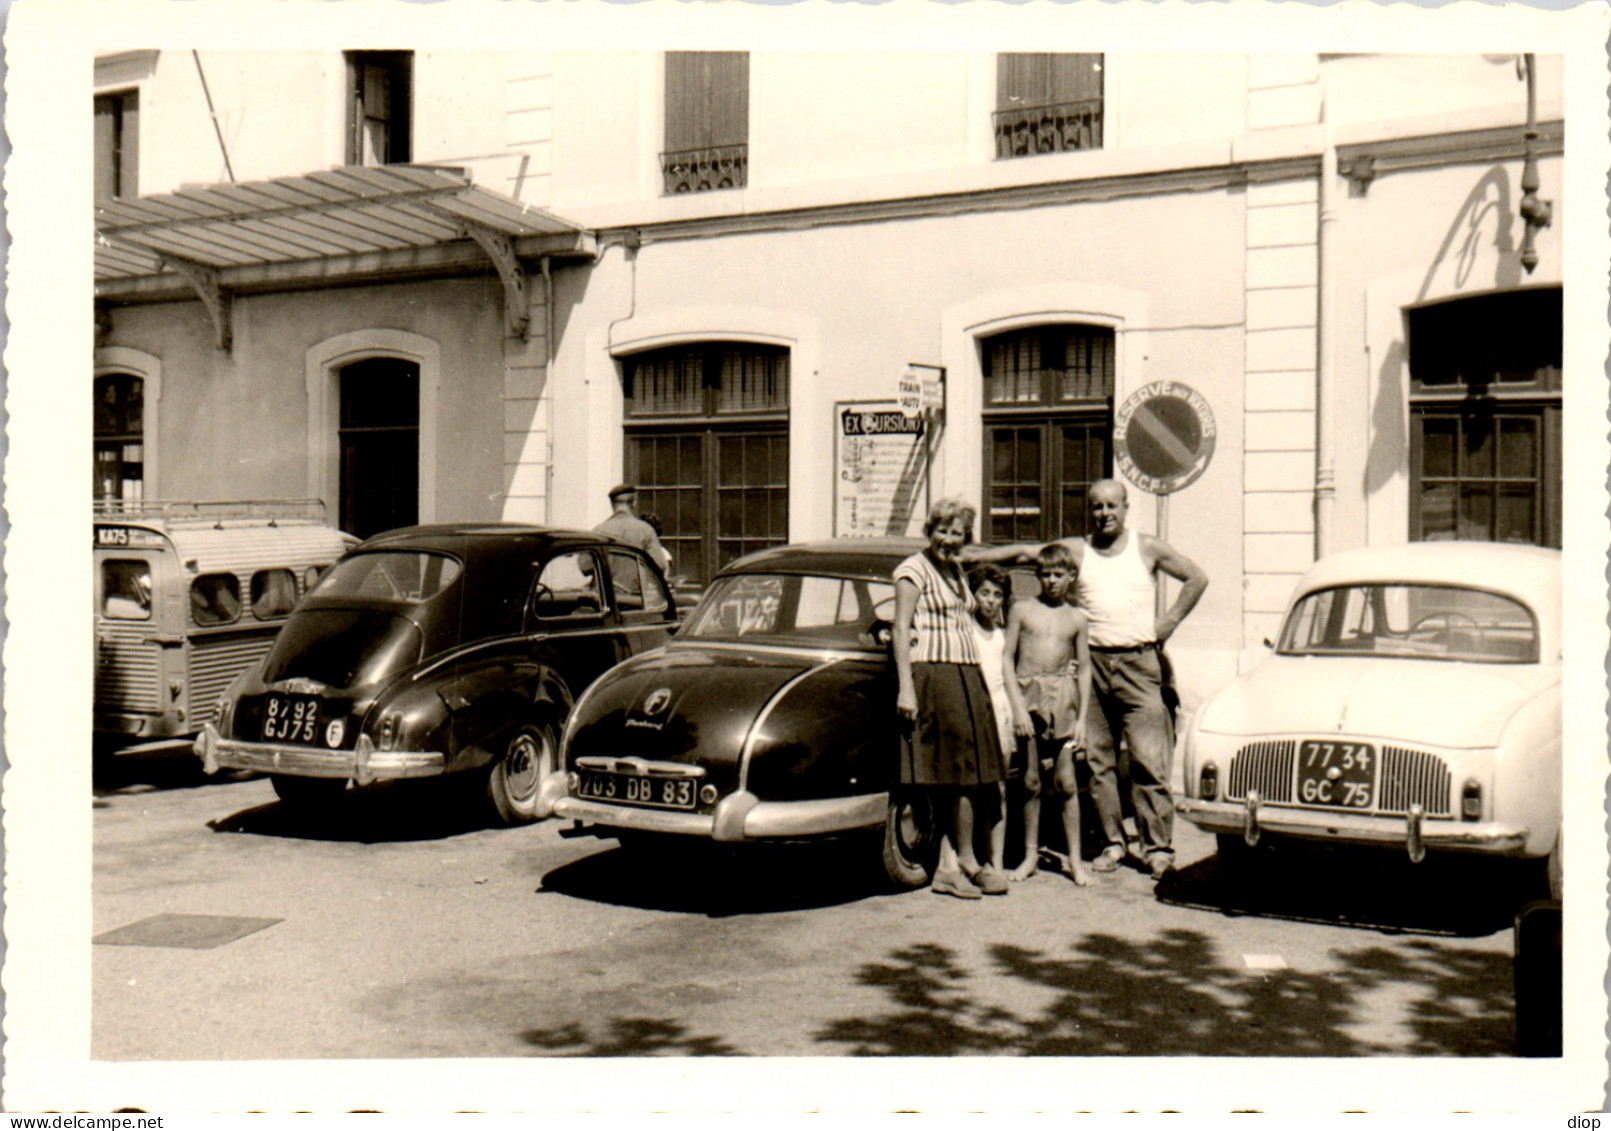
xmin=191 ymin=573 xmax=242 ymax=626
xmin=101 ymin=559 xmax=153 ymax=621
xmin=533 ymin=551 xmax=604 ymax=620
xmin=250 ymin=568 xmax=299 ymax=620
xmin=607 ymin=550 xmax=669 ymax=618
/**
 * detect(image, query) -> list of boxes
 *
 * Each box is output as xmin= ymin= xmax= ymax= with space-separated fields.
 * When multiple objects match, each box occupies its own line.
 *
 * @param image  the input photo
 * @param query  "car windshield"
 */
xmin=1278 ymin=583 xmax=1538 ymax=663
xmin=308 ymin=551 xmax=462 ymax=605
xmin=680 ymin=572 xmax=896 ymax=650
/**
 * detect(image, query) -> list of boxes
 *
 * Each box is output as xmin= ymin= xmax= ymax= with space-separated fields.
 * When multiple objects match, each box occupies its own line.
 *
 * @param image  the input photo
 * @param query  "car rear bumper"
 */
xmin=1177 ymin=796 xmax=1532 ymax=859
xmin=194 ymin=724 xmax=445 ymax=785
xmin=542 ymin=773 xmax=888 ymax=841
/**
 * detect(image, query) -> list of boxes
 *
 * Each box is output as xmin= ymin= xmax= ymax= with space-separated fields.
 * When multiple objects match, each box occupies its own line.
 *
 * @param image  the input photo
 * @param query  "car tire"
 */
xmin=488 ymin=721 xmax=557 ymax=827
xmin=882 ymin=787 xmax=938 ymax=889
xmin=1546 ymin=825 xmax=1563 ymax=903
xmin=271 ymin=774 xmax=347 ymax=808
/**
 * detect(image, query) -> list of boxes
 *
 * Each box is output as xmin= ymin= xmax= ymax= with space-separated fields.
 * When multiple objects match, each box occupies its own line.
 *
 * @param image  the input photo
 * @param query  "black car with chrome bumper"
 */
xmin=197 ymin=523 xmax=677 ymax=824
xmin=536 ymin=538 xmax=942 ymax=885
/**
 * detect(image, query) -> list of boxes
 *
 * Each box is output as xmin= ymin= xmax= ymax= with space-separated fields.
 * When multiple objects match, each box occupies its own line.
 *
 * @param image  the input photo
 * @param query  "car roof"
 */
xmin=354 ymin=523 xmax=613 ymax=555
xmin=1293 ymin=541 xmax=1561 ymax=648
xmin=721 ymin=537 xmax=926 ymax=580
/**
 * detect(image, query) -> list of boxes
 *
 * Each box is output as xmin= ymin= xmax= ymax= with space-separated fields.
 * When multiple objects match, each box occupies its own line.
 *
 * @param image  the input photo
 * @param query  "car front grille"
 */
xmin=1225 ymin=740 xmax=1296 ymax=803
xmin=1224 ymin=739 xmax=1452 ymax=817
xmin=1377 ymin=745 xmax=1453 ymax=817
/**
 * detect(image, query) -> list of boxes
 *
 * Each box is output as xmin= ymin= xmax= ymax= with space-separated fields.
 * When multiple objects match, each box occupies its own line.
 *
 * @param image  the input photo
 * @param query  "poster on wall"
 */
xmin=834 ymin=401 xmax=930 ymax=537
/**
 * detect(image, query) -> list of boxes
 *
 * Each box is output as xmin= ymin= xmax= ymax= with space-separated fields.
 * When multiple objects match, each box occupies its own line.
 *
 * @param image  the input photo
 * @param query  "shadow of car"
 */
xmin=195 ymin=523 xmax=677 ymax=825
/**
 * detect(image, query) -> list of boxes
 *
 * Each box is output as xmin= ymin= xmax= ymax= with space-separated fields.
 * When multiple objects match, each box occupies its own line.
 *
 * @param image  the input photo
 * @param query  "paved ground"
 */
xmin=92 ymin=746 xmax=1529 ymax=1071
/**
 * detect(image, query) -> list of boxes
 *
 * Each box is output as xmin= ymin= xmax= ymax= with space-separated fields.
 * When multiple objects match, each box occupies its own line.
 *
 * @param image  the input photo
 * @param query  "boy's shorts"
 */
xmin=1019 ymin=673 xmax=1080 ymax=741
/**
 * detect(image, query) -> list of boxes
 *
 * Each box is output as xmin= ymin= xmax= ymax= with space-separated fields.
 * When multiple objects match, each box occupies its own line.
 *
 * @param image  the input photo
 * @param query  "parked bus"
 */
xmin=93 ymin=500 xmax=353 ymax=759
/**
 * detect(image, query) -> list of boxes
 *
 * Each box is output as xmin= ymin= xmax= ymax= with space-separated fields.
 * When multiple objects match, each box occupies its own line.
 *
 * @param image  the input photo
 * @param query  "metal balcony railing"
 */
xmin=661 ymin=144 xmax=748 ymax=194
xmin=994 ymin=98 xmax=1104 ymax=159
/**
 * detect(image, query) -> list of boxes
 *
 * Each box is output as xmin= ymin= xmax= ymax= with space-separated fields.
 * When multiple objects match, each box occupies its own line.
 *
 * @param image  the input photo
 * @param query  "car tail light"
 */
xmin=700 ymin=784 xmax=718 ymax=805
xmin=1199 ymin=762 xmax=1219 ymax=801
xmin=377 ymin=713 xmax=401 ymax=752
xmin=567 ymin=771 xmax=580 ymax=793
xmin=1461 ymin=777 xmax=1483 ymax=821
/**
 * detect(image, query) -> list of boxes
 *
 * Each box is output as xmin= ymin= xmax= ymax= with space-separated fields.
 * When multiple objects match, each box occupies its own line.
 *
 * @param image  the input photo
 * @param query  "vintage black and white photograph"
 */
xmin=5 ymin=0 xmax=1609 ymax=1114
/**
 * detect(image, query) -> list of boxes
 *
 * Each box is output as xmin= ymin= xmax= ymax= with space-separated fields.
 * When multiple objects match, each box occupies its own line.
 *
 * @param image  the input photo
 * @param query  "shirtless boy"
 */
xmin=1004 ymin=542 xmax=1093 ymax=884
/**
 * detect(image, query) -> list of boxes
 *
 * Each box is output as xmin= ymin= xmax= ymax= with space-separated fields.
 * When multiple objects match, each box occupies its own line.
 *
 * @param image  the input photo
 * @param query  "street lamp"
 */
xmin=1518 ymin=53 xmax=1553 ymax=275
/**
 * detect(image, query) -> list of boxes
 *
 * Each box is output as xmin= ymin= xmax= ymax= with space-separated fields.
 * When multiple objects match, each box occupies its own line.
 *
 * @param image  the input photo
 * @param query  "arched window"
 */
xmin=1409 ymin=288 xmax=1562 ymax=548
xmin=981 ymin=324 xmax=1114 ymax=543
xmin=623 ymin=342 xmax=789 ymax=585
xmin=339 ymin=357 xmax=420 ymax=540
xmin=94 ymin=372 xmax=144 ymax=506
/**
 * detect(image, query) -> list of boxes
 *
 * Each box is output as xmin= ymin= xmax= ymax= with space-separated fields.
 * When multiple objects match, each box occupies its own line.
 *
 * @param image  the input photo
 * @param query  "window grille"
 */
xmin=995 ymin=53 xmax=1104 ymax=159
xmin=662 ymin=52 xmax=749 ymax=194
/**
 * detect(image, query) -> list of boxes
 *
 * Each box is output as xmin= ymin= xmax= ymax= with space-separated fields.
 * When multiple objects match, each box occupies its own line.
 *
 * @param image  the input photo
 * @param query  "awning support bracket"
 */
xmin=160 ymin=255 xmax=233 ymax=352
xmin=460 ymin=219 xmax=530 ymax=340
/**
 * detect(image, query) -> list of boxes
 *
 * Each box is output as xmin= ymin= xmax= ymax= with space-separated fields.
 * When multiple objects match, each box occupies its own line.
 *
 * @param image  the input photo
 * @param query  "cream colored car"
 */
xmin=1178 ymin=541 xmax=1561 ymax=899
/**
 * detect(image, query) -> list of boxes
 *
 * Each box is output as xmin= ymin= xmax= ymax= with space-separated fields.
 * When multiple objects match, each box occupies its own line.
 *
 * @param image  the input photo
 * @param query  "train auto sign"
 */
xmin=1113 ymin=381 xmax=1217 ymax=496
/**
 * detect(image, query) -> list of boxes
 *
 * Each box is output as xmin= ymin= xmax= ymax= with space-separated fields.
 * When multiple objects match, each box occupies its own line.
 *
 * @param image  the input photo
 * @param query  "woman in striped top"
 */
xmin=893 ymin=498 xmax=1009 ymax=898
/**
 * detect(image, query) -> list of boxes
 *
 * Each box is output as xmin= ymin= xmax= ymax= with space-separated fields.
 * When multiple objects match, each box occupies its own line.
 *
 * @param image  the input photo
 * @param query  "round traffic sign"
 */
xmin=1113 ymin=381 xmax=1217 ymax=495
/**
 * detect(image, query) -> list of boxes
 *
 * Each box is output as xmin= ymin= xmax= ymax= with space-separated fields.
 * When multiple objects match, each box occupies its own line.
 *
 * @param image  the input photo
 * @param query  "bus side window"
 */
xmin=251 ymin=569 xmax=298 ymax=620
xmin=102 ymin=560 xmax=153 ymax=620
xmin=191 ymin=573 xmax=242 ymax=626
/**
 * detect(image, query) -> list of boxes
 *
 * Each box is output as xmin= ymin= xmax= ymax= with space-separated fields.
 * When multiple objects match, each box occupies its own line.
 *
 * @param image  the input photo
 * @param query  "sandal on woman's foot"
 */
xmin=975 ymin=866 xmax=1011 ymax=895
xmin=930 ymin=870 xmax=984 ymax=899
xmin=1090 ymin=845 xmax=1126 ymax=873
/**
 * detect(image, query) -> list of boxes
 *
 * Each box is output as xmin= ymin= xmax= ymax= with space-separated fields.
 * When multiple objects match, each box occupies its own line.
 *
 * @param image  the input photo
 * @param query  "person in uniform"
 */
xmin=594 ymin=484 xmax=670 ymax=573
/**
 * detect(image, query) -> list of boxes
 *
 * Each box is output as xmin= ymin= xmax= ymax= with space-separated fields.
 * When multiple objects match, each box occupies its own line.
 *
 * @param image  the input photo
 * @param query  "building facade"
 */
xmin=93 ymin=49 xmax=1566 ymax=702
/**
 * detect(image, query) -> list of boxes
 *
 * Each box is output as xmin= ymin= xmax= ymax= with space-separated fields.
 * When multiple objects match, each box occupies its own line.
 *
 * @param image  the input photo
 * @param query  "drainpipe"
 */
xmin=1314 ymin=69 xmax=1338 ymax=561
xmin=541 ymin=255 xmax=556 ymax=524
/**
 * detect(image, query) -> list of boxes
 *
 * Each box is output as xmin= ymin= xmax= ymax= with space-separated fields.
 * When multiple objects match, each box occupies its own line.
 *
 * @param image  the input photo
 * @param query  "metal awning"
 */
xmin=95 ymin=164 xmax=582 ymax=281
xmin=95 ymin=165 xmax=593 ymax=346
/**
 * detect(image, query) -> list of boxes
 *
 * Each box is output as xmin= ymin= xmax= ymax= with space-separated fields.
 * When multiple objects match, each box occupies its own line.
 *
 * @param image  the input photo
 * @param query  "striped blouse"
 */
xmin=894 ymin=551 xmax=980 ymax=666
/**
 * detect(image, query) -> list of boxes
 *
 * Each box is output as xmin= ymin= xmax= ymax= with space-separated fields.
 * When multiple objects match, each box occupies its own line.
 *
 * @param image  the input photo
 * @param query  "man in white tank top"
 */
xmin=971 ymin=478 xmax=1207 ymax=881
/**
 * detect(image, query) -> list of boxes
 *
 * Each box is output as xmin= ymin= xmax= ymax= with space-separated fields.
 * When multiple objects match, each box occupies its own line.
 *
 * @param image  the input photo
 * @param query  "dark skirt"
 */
xmin=899 ymin=662 xmax=1007 ymax=787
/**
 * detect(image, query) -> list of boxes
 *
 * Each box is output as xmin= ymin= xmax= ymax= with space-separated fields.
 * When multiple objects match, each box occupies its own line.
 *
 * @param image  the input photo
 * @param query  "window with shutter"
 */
xmin=346 ymin=52 xmax=413 ymax=166
xmin=994 ymin=53 xmax=1104 ymax=159
xmin=94 ymin=90 xmax=139 ymax=200
xmin=1409 ymin=289 xmax=1562 ymax=548
xmin=662 ymin=52 xmax=749 ymax=194
xmin=981 ymin=325 xmax=1115 ymax=543
xmin=94 ymin=373 xmax=144 ymax=506
xmin=624 ymin=343 xmax=788 ymax=584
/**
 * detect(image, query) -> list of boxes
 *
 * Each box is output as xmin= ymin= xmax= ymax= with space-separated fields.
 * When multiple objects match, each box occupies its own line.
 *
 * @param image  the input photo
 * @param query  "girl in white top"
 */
xmin=967 ymin=564 xmax=1033 ymax=883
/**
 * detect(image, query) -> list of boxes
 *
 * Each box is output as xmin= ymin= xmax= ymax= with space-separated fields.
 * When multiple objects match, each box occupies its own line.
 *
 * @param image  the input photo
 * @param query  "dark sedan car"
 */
xmin=537 ymin=538 xmax=943 ymax=886
xmin=195 ymin=523 xmax=677 ymax=824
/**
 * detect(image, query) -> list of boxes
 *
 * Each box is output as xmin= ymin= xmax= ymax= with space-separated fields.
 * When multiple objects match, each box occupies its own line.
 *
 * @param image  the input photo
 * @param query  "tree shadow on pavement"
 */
xmin=1155 ymin=842 xmax=1531 ymax=938
xmin=815 ymin=929 xmax=1513 ymax=1056
xmin=537 ymin=832 xmax=895 ymax=917
xmin=519 ymin=1017 xmax=740 ymax=1056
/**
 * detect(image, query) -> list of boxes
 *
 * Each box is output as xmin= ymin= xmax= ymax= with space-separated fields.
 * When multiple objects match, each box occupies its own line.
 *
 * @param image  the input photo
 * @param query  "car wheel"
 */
xmin=271 ymin=774 xmax=348 ymax=808
xmin=1546 ymin=829 xmax=1563 ymax=903
xmin=882 ymin=787 xmax=938 ymax=888
xmin=488 ymin=721 xmax=557 ymax=827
